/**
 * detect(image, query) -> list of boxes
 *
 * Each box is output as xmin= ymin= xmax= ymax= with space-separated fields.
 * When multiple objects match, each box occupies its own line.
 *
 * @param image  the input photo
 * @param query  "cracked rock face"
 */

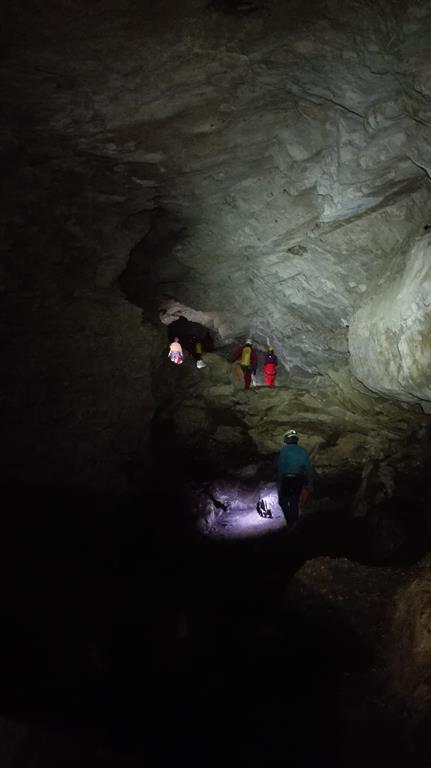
xmin=113 ymin=0 xmax=431 ymax=392
xmin=350 ymin=234 xmax=431 ymax=408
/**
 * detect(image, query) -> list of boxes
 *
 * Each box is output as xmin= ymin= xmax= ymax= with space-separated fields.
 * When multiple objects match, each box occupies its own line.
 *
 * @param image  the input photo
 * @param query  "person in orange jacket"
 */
xmin=232 ymin=339 xmax=258 ymax=389
xmin=263 ymin=345 xmax=278 ymax=387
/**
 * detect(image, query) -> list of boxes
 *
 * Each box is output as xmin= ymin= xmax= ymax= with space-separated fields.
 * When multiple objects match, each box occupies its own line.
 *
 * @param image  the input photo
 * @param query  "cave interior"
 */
xmin=2 ymin=0 xmax=431 ymax=765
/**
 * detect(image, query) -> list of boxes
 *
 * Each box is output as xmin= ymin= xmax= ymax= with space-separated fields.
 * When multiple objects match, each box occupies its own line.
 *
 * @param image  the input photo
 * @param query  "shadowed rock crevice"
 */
xmin=118 ymin=207 xmax=188 ymax=317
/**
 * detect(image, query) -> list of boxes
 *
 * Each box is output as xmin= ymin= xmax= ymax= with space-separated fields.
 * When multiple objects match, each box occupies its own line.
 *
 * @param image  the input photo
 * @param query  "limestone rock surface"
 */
xmin=349 ymin=235 xmax=431 ymax=410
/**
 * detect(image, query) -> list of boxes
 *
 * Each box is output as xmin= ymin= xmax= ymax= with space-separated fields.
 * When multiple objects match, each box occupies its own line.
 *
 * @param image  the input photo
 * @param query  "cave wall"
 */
xmin=349 ymin=234 xmax=431 ymax=410
xmin=388 ymin=566 xmax=431 ymax=763
xmin=2 ymin=0 xmax=431 ymax=490
xmin=1 ymin=120 xmax=164 ymax=493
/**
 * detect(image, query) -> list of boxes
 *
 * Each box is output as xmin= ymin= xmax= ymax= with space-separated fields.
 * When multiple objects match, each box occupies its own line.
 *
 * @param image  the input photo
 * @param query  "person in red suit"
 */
xmin=263 ymin=345 xmax=278 ymax=387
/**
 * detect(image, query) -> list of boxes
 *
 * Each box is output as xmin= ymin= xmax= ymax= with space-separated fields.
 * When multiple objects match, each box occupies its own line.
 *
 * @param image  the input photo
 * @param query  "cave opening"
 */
xmin=165 ymin=314 xmax=215 ymax=353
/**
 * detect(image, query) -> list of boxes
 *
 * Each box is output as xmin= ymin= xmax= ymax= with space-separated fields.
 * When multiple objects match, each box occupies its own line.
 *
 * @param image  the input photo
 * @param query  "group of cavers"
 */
xmin=168 ymin=330 xmax=213 ymax=369
xmin=168 ymin=334 xmax=313 ymax=527
xmin=168 ymin=335 xmax=279 ymax=389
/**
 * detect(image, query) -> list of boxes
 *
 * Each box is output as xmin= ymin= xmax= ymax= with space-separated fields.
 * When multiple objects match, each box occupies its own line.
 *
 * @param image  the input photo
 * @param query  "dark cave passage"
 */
xmin=166 ymin=315 xmax=215 ymax=353
xmin=118 ymin=207 xmax=187 ymax=317
xmin=0 ymin=483 xmax=422 ymax=767
xmin=176 ymin=533 xmax=402 ymax=768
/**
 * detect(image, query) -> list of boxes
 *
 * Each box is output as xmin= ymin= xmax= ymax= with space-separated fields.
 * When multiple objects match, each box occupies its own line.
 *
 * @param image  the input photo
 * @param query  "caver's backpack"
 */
xmin=240 ymin=345 xmax=252 ymax=368
xmin=257 ymin=499 xmax=272 ymax=518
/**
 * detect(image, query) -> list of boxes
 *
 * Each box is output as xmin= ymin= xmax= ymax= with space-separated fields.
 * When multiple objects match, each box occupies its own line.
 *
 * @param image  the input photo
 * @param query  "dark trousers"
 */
xmin=242 ymin=367 xmax=253 ymax=389
xmin=278 ymin=475 xmax=304 ymax=525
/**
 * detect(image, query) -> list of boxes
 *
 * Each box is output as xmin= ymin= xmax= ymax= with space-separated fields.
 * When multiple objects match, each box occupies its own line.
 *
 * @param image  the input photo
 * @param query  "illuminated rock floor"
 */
xmin=211 ymin=501 xmax=286 ymax=537
xmin=196 ymin=482 xmax=287 ymax=538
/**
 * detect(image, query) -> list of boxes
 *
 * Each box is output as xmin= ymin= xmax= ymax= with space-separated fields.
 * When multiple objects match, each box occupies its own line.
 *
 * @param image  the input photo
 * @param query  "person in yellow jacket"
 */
xmin=191 ymin=335 xmax=206 ymax=368
xmin=168 ymin=337 xmax=184 ymax=365
xmin=233 ymin=339 xmax=258 ymax=389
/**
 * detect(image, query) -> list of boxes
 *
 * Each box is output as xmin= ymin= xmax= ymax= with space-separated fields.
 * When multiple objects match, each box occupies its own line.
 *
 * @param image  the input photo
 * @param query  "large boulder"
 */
xmin=349 ymin=236 xmax=431 ymax=411
xmin=388 ymin=569 xmax=431 ymax=763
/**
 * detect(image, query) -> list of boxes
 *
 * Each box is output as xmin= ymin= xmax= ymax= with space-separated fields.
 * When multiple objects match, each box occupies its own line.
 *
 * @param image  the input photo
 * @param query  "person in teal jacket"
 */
xmin=277 ymin=429 xmax=313 ymax=526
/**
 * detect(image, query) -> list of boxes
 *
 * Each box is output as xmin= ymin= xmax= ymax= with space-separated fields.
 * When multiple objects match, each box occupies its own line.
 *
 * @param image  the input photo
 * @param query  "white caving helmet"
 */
xmin=245 ymin=338 xmax=252 ymax=345
xmin=284 ymin=429 xmax=298 ymax=442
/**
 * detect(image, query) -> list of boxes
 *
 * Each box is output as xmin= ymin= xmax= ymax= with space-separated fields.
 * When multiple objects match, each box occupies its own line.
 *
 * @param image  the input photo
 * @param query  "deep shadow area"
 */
xmin=0 ymin=483 xmax=184 ymax=762
xmin=119 ymin=207 xmax=187 ymax=315
xmin=149 ymin=392 xmax=259 ymax=482
xmin=179 ymin=528 xmax=406 ymax=767
xmin=0 ymin=478 xmax=423 ymax=766
xmin=166 ymin=315 xmax=215 ymax=354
